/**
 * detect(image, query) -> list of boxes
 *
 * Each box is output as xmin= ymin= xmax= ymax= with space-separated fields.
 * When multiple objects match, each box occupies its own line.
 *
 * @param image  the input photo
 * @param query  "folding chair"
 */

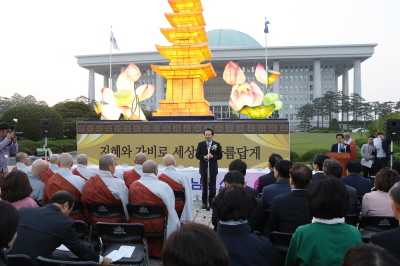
xmin=86 ymin=203 xmax=126 ymax=231
xmin=345 ymin=214 xmax=359 ymax=226
xmin=74 ymin=221 xmax=98 ymax=251
xmin=269 ymin=231 xmax=293 ymax=264
xmin=358 ymin=216 xmax=399 ymax=238
xmin=71 ymin=201 xmax=84 ymax=216
xmin=37 ymin=256 xmax=100 ymax=266
xmin=96 ymin=223 xmax=148 ymax=266
xmin=173 ymin=190 xmax=185 ymax=219
xmin=127 ymin=204 xmax=167 ymax=240
xmin=7 ymin=254 xmax=34 ymax=266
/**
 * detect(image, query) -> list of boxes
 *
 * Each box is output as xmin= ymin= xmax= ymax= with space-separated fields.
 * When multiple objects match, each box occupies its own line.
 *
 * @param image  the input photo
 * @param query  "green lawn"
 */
xmin=290 ymin=132 xmax=366 ymax=156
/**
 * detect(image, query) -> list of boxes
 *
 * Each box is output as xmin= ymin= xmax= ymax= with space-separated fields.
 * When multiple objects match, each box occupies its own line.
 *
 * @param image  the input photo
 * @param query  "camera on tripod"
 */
xmin=10 ymin=118 xmax=23 ymax=137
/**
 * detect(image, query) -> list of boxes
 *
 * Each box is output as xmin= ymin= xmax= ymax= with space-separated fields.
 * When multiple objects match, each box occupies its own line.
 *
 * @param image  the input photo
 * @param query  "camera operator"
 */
xmin=0 ymin=122 xmax=18 ymax=187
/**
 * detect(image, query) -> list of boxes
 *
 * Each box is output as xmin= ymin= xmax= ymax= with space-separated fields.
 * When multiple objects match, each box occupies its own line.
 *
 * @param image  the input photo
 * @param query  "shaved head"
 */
xmin=106 ymin=153 xmax=118 ymax=166
xmin=50 ymin=154 xmax=59 ymax=164
xmin=77 ymin=154 xmax=88 ymax=165
xmin=163 ymin=154 xmax=175 ymax=166
xmin=135 ymin=153 xmax=147 ymax=165
xmin=58 ymin=153 xmax=74 ymax=168
xmin=99 ymin=155 xmax=115 ymax=171
xmin=143 ymin=160 xmax=157 ymax=174
xmin=31 ymin=159 xmax=49 ymax=177
xmin=15 ymin=152 xmax=28 ymax=162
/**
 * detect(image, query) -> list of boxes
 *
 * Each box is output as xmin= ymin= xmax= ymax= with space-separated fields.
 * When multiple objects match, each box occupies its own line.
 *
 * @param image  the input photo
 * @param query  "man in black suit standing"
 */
xmin=331 ymin=133 xmax=350 ymax=153
xmin=371 ymin=181 xmax=400 ymax=261
xmin=374 ymin=132 xmax=391 ymax=175
xmin=196 ymin=128 xmax=222 ymax=210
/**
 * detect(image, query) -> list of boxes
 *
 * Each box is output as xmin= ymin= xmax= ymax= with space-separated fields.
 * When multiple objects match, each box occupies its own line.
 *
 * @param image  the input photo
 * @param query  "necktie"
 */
xmin=339 ymin=144 xmax=342 ymax=152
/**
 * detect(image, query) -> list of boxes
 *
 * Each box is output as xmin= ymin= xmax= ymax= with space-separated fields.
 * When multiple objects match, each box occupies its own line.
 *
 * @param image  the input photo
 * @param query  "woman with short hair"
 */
xmin=285 ymin=175 xmax=362 ymax=266
xmin=0 ymin=171 xmax=38 ymax=210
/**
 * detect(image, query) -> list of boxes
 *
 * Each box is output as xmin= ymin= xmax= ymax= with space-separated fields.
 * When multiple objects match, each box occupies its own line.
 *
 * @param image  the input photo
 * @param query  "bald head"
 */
xmin=106 ymin=153 xmax=118 ymax=166
xmin=58 ymin=153 xmax=74 ymax=168
xmin=163 ymin=154 xmax=175 ymax=167
xmin=77 ymin=154 xmax=88 ymax=165
xmin=50 ymin=154 xmax=59 ymax=164
xmin=31 ymin=159 xmax=49 ymax=177
xmin=134 ymin=153 xmax=147 ymax=165
xmin=16 ymin=152 xmax=29 ymax=165
xmin=99 ymin=155 xmax=115 ymax=173
xmin=143 ymin=160 xmax=157 ymax=174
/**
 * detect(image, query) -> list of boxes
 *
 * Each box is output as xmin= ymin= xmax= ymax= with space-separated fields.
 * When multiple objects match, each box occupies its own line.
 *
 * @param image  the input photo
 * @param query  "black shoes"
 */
xmin=201 ymin=204 xmax=207 ymax=209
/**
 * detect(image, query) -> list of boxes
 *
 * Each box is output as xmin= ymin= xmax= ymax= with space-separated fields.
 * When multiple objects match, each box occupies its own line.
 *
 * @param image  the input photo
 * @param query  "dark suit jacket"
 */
xmin=257 ymin=171 xmax=276 ymax=194
xmin=195 ymin=140 xmax=222 ymax=175
xmin=345 ymin=184 xmax=358 ymax=215
xmin=261 ymin=179 xmax=291 ymax=209
xmin=342 ymin=173 xmax=373 ymax=197
xmin=371 ymin=227 xmax=400 ymax=262
xmin=9 ymin=204 xmax=98 ymax=264
xmin=331 ymin=143 xmax=350 ymax=153
xmin=381 ymin=139 xmax=392 ymax=160
xmin=246 ymin=185 xmax=258 ymax=197
xmin=311 ymin=171 xmax=324 ymax=181
xmin=212 ymin=197 xmax=266 ymax=234
xmin=269 ymin=190 xmax=312 ymax=233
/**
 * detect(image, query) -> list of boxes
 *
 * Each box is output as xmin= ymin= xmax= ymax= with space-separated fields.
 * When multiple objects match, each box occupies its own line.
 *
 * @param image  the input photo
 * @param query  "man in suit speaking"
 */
xmin=196 ymin=128 xmax=223 ymax=210
xmin=331 ymin=133 xmax=350 ymax=153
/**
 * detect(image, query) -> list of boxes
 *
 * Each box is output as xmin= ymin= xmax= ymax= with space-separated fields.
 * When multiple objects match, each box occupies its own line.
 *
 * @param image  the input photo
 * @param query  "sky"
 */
xmin=1 ymin=0 xmax=399 ymax=106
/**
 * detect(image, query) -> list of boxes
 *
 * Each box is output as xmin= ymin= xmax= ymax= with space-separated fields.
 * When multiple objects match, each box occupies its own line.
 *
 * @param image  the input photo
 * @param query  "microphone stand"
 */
xmin=206 ymin=143 xmax=211 ymax=211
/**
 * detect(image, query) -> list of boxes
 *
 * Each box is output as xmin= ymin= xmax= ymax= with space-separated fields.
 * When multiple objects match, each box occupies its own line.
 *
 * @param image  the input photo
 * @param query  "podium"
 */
xmin=327 ymin=152 xmax=351 ymax=177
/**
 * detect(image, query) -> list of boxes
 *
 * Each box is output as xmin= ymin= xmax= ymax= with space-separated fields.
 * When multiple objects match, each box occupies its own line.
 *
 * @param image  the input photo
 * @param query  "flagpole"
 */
xmin=265 ymin=18 xmax=268 ymax=71
xmin=109 ymin=26 xmax=113 ymax=92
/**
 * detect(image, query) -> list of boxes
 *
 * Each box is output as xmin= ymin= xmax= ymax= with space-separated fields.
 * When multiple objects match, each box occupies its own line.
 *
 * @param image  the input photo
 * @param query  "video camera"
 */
xmin=10 ymin=118 xmax=23 ymax=137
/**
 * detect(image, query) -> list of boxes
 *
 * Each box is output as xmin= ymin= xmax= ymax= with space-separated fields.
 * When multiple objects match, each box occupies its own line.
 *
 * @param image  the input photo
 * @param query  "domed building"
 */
xmin=76 ymin=29 xmax=376 ymax=129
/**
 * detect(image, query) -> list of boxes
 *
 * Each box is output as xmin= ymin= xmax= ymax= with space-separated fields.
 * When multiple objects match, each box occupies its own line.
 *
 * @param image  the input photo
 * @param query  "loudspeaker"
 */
xmin=40 ymin=119 xmax=52 ymax=137
xmin=386 ymin=119 xmax=400 ymax=141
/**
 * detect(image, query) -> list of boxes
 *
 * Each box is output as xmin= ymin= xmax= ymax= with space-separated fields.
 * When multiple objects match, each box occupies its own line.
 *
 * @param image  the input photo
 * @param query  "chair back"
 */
xmin=87 ymin=203 xmax=125 ymax=218
xmin=358 ymin=216 xmax=399 ymax=232
xmin=264 ymin=209 xmax=271 ymax=221
xmin=173 ymin=190 xmax=185 ymax=201
xmin=127 ymin=204 xmax=166 ymax=220
xmin=71 ymin=201 xmax=84 ymax=215
xmin=96 ymin=222 xmax=145 ymax=243
xmin=7 ymin=254 xmax=34 ymax=266
xmin=345 ymin=214 xmax=359 ymax=226
xmin=269 ymin=231 xmax=293 ymax=263
xmin=37 ymin=256 xmax=100 ymax=265
xmin=74 ymin=220 xmax=90 ymax=239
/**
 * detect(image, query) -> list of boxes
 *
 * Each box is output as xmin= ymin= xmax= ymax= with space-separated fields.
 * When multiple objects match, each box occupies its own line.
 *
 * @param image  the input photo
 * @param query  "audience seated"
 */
xmin=269 ymin=164 xmax=312 ymax=233
xmin=10 ymin=152 xmax=30 ymax=173
xmin=44 ymin=153 xmax=86 ymax=221
xmin=229 ymin=159 xmax=258 ymax=197
xmin=106 ymin=153 xmax=118 ymax=166
xmin=311 ymin=153 xmax=329 ymax=181
xmin=129 ymin=160 xmax=180 ymax=258
xmin=162 ymin=222 xmax=229 ymax=266
xmin=212 ymin=171 xmax=265 ymax=234
xmin=257 ymin=153 xmax=283 ymax=194
xmin=343 ymin=243 xmax=400 ymax=266
xmin=342 ymin=160 xmax=373 ymax=196
xmin=361 ymin=168 xmax=400 ymax=216
xmin=158 ymin=154 xmax=193 ymax=222
xmin=214 ymin=184 xmax=281 ymax=266
xmin=371 ymin=181 xmax=400 ymax=261
xmin=9 ymin=191 xmax=112 ymax=266
xmin=123 ymin=152 xmax=146 ymax=187
xmin=72 ymin=154 xmax=96 ymax=180
xmin=285 ymin=176 xmax=362 ymax=266
xmin=49 ymin=154 xmax=59 ymax=172
xmin=0 ymin=171 xmax=38 ymax=210
xmin=27 ymin=159 xmax=48 ymax=206
xmin=0 ymin=201 xmax=19 ymax=266
xmin=323 ymin=159 xmax=358 ymax=214
xmin=81 ymin=155 xmax=129 ymax=226
xmin=392 ymin=161 xmax=400 ymax=175
xmin=261 ymin=160 xmax=293 ymax=209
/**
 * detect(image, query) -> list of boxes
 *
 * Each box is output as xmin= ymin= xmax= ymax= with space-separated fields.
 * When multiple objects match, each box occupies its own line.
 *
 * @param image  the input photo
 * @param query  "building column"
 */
xmin=88 ymin=68 xmax=95 ymax=103
xmin=272 ymin=60 xmax=279 ymax=93
xmin=353 ymin=59 xmax=361 ymax=96
xmin=313 ymin=59 xmax=322 ymax=98
xmin=103 ymin=74 xmax=109 ymax=88
xmin=335 ymin=73 xmax=339 ymax=92
xmin=155 ymin=74 xmax=165 ymax=109
xmin=342 ymin=66 xmax=349 ymax=96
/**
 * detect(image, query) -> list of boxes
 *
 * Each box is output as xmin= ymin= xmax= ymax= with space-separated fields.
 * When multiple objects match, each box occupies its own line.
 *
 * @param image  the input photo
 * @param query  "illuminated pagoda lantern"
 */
xmin=151 ymin=0 xmax=216 ymax=116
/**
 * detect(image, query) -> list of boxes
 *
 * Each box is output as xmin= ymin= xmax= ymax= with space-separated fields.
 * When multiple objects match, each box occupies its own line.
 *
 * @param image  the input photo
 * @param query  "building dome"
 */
xmin=206 ymin=29 xmax=262 ymax=48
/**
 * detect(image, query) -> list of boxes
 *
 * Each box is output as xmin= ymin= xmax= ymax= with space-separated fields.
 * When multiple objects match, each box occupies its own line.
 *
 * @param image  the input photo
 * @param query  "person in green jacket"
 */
xmin=285 ymin=175 xmax=362 ymax=266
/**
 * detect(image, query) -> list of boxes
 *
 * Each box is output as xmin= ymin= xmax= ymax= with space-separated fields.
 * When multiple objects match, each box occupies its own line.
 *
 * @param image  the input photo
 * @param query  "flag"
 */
xmin=264 ymin=21 xmax=270 ymax=33
xmin=110 ymin=30 xmax=120 ymax=51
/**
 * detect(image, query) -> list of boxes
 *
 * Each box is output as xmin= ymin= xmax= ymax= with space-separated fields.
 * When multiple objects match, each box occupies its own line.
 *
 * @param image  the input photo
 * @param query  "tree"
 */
xmin=0 ymin=104 xmax=64 ymax=141
xmin=53 ymin=101 xmax=100 ymax=138
xmin=329 ymin=118 xmax=340 ymax=131
xmin=360 ymin=102 xmax=373 ymax=130
xmin=0 ymin=93 xmax=47 ymax=116
xmin=313 ymin=97 xmax=327 ymax=127
xmin=349 ymin=93 xmax=364 ymax=125
xmin=337 ymin=91 xmax=351 ymax=129
xmin=322 ymin=91 xmax=339 ymax=122
xmin=379 ymin=101 xmax=395 ymax=118
xmin=74 ymin=95 xmax=90 ymax=104
xmin=297 ymin=104 xmax=314 ymax=131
